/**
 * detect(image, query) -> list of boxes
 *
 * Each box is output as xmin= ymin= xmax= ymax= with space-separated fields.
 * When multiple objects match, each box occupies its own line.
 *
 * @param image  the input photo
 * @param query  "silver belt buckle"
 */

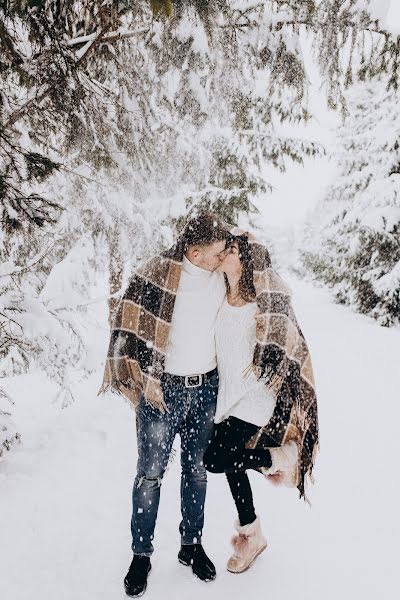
xmin=184 ymin=374 xmax=203 ymax=388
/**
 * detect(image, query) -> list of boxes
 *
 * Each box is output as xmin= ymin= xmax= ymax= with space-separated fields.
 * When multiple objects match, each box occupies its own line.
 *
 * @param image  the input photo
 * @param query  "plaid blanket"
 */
xmin=99 ymin=227 xmax=319 ymax=500
xmin=230 ymin=227 xmax=319 ymax=500
xmin=98 ymin=238 xmax=186 ymax=412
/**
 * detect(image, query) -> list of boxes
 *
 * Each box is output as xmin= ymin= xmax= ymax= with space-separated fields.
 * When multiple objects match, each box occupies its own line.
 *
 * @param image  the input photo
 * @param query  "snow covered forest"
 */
xmin=1 ymin=2 xmax=399 ymax=598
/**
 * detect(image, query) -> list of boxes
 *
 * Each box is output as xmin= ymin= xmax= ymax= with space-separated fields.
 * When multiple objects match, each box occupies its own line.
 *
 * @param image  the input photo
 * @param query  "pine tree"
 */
xmin=1 ymin=1 xmax=398 ymax=225
xmin=0 ymin=389 xmax=20 ymax=458
xmin=1 ymin=0 xmax=399 ymax=446
xmin=302 ymin=79 xmax=400 ymax=326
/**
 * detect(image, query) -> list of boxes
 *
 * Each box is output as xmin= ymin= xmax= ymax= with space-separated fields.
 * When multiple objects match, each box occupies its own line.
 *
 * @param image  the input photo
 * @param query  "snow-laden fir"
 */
xmin=0 ymin=3 xmax=399 ymax=591
xmin=302 ymin=79 xmax=400 ymax=326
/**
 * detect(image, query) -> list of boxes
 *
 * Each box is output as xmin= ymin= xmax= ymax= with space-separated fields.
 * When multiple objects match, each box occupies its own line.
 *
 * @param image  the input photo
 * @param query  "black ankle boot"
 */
xmin=178 ymin=544 xmax=216 ymax=581
xmin=124 ymin=555 xmax=152 ymax=597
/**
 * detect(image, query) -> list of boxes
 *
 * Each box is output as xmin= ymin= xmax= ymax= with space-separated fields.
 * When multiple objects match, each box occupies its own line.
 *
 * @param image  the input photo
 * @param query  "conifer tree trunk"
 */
xmin=107 ymin=232 xmax=124 ymax=328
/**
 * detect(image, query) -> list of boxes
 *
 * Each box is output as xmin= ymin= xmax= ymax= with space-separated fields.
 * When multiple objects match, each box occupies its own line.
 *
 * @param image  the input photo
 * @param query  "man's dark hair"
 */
xmin=181 ymin=212 xmax=229 ymax=251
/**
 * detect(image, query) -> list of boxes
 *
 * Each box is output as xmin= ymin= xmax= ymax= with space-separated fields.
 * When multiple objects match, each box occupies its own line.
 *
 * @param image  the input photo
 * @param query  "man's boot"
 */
xmin=124 ymin=555 xmax=151 ymax=597
xmin=178 ymin=543 xmax=216 ymax=581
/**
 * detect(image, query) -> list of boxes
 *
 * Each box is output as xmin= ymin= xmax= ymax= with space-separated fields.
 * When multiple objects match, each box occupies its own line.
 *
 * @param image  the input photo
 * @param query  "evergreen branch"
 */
xmin=46 ymin=290 xmax=124 ymax=312
xmin=3 ymin=26 xmax=151 ymax=129
xmin=58 ymin=164 xmax=120 ymax=189
xmin=75 ymin=29 xmax=107 ymax=65
xmin=0 ymin=238 xmax=62 ymax=278
xmin=0 ymin=16 xmax=25 ymax=68
xmin=67 ymin=26 xmax=150 ymax=48
xmin=4 ymin=86 xmax=50 ymax=129
xmin=0 ymin=312 xmax=23 ymax=334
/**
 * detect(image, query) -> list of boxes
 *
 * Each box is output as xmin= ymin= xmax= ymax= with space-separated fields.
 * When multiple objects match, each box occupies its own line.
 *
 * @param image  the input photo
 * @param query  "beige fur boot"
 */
xmin=261 ymin=440 xmax=299 ymax=488
xmin=227 ymin=516 xmax=267 ymax=573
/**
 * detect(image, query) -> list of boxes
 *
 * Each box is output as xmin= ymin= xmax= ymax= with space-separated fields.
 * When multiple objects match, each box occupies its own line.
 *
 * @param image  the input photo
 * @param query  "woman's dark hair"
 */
xmin=224 ymin=234 xmax=257 ymax=302
xmin=181 ymin=212 xmax=229 ymax=251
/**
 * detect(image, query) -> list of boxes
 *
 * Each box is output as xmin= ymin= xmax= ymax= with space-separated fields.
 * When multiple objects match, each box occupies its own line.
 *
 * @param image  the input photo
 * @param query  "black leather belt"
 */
xmin=161 ymin=367 xmax=218 ymax=389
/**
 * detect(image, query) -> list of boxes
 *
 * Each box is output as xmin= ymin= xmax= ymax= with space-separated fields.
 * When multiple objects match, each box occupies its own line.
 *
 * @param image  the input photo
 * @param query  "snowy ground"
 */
xmin=1 ymin=278 xmax=399 ymax=600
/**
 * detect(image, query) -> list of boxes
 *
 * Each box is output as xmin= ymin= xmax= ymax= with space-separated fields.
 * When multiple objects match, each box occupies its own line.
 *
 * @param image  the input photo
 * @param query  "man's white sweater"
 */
xmin=164 ymin=256 xmax=226 ymax=376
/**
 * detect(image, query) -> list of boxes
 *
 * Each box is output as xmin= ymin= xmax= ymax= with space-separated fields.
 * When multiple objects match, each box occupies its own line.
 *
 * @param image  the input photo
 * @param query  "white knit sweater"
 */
xmin=214 ymin=298 xmax=277 ymax=427
xmin=164 ymin=257 xmax=226 ymax=376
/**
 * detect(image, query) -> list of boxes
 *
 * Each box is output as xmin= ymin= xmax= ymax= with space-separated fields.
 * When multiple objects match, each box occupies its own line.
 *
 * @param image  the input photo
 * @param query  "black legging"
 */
xmin=203 ymin=417 xmax=275 ymax=526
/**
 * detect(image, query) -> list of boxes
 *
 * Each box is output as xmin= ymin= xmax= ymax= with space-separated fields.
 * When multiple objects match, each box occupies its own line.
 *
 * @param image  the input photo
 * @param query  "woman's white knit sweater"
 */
xmin=214 ymin=298 xmax=276 ymax=427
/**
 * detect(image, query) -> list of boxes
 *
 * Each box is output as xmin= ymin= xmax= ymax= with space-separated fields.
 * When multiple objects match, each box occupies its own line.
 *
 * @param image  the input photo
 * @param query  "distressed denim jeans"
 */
xmin=131 ymin=372 xmax=218 ymax=556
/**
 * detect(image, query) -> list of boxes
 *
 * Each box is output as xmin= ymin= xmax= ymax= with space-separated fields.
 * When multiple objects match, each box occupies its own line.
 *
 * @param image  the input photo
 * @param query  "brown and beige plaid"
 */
xmin=98 ymin=241 xmax=185 ymax=412
xmin=228 ymin=227 xmax=319 ymax=500
xmin=98 ymin=227 xmax=319 ymax=500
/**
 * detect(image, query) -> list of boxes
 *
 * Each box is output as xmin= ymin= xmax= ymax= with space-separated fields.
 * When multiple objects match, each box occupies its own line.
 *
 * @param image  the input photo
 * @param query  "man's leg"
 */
xmin=131 ymin=393 xmax=180 ymax=556
xmin=179 ymin=379 xmax=217 ymax=546
xmin=176 ymin=377 xmax=218 ymax=581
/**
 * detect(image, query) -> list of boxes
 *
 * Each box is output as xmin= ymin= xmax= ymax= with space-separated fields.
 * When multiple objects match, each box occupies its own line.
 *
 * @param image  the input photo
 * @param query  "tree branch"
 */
xmin=67 ymin=26 xmax=150 ymax=48
xmin=3 ymin=25 xmax=151 ymax=130
xmin=0 ymin=238 xmax=62 ymax=278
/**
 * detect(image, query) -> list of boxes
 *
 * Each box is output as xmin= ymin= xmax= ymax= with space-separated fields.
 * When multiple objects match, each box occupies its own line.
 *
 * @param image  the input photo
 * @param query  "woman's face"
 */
xmin=217 ymin=241 xmax=242 ymax=276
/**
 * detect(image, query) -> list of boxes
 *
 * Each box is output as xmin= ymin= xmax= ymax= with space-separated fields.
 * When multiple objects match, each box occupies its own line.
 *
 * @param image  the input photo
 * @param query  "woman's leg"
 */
xmin=204 ymin=417 xmax=270 ymax=528
xmin=226 ymin=471 xmax=256 ymax=526
xmin=203 ymin=421 xmax=231 ymax=473
xmin=204 ymin=421 xmax=258 ymax=527
xmin=205 ymin=417 xmax=269 ymax=572
xmin=206 ymin=417 xmax=273 ymax=473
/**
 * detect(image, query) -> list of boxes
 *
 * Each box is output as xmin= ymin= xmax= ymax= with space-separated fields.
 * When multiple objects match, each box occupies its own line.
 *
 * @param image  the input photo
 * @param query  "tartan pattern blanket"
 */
xmin=98 ymin=227 xmax=319 ymax=499
xmin=98 ymin=240 xmax=185 ymax=412
xmin=232 ymin=228 xmax=319 ymax=500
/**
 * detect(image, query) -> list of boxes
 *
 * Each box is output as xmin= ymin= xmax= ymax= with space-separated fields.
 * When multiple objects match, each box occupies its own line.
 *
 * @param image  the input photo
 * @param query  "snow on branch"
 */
xmin=0 ymin=239 xmax=62 ymax=279
xmin=68 ymin=26 xmax=150 ymax=49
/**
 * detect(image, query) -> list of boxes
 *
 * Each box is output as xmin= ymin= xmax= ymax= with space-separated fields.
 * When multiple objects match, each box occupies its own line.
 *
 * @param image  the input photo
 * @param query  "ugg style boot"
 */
xmin=227 ymin=516 xmax=267 ymax=574
xmin=262 ymin=440 xmax=299 ymax=487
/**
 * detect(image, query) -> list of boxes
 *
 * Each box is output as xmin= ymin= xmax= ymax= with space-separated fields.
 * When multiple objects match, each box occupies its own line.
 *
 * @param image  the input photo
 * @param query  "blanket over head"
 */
xmin=98 ymin=225 xmax=319 ymax=500
xmin=229 ymin=227 xmax=319 ymax=501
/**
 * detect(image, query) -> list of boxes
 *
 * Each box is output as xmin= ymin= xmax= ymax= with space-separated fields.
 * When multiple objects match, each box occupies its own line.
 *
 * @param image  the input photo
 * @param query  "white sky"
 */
xmin=260 ymin=36 xmax=339 ymax=228
xmin=371 ymin=0 xmax=400 ymax=35
xmin=260 ymin=4 xmax=400 ymax=229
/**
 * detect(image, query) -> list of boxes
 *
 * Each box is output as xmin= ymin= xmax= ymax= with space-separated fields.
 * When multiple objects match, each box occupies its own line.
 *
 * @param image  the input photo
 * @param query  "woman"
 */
xmin=203 ymin=235 xmax=302 ymax=574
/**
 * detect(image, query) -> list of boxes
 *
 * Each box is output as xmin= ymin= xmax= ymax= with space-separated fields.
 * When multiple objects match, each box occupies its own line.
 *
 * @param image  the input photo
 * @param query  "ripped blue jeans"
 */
xmin=131 ymin=373 xmax=218 ymax=556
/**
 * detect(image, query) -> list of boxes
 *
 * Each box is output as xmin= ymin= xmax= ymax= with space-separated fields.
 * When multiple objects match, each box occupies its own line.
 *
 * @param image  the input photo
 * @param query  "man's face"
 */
xmin=195 ymin=240 xmax=229 ymax=271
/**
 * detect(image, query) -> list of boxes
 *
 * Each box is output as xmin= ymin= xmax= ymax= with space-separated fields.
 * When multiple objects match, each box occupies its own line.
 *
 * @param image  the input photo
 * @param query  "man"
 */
xmin=99 ymin=213 xmax=229 ymax=597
